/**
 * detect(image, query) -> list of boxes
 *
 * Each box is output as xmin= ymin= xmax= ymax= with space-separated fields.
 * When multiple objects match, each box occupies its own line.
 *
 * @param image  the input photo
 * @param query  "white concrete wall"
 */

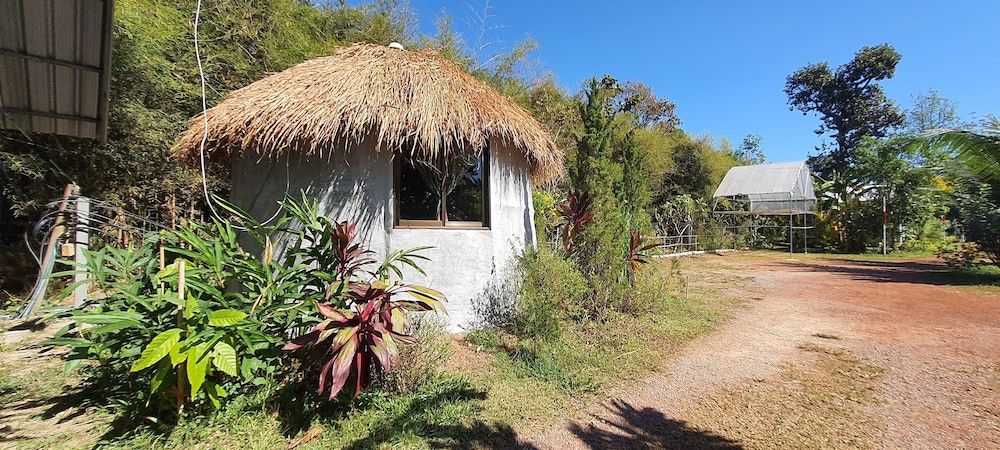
xmin=230 ymin=138 xmax=535 ymax=331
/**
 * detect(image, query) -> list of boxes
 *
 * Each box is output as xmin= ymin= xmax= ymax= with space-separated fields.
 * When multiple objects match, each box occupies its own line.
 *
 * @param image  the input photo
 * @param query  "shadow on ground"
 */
xmin=567 ymin=400 xmax=741 ymax=449
xmin=776 ymin=258 xmax=1000 ymax=288
xmin=271 ymin=375 xmax=535 ymax=450
xmin=337 ymin=381 xmax=535 ymax=450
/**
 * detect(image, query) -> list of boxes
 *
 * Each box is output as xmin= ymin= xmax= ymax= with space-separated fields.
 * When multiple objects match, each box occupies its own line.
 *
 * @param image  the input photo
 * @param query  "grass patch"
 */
xmin=1 ymin=256 xmax=747 ymax=448
xmin=109 ymin=374 xmax=517 ymax=450
xmin=923 ymin=264 xmax=1000 ymax=291
xmin=685 ymin=344 xmax=885 ymax=449
xmin=812 ymin=332 xmax=842 ymax=340
xmin=457 ymin=257 xmax=742 ymax=431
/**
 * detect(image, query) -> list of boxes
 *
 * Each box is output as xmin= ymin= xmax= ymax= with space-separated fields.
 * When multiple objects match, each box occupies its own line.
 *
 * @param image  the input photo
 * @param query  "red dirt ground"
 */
xmin=530 ymin=253 xmax=1000 ymax=449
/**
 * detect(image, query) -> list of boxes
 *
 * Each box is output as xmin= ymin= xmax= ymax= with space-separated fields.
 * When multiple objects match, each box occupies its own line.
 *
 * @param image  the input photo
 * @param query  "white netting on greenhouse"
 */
xmin=713 ymin=161 xmax=817 ymax=215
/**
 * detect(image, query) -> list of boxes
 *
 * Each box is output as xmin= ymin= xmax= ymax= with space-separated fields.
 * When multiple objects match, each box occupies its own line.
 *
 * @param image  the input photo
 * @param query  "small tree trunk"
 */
xmin=175 ymin=260 xmax=187 ymax=415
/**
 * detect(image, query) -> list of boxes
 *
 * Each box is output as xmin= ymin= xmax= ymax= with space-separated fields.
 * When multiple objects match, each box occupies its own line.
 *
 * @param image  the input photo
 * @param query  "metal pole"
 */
xmin=804 ymin=214 xmax=808 ymax=254
xmin=788 ymin=193 xmax=793 ymax=253
xmin=73 ymin=196 xmax=90 ymax=307
xmin=882 ymin=192 xmax=887 ymax=255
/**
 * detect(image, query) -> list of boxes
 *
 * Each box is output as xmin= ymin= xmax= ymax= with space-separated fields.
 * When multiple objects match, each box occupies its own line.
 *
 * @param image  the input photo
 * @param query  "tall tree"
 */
xmin=785 ymin=44 xmax=905 ymax=174
xmin=661 ymin=140 xmax=714 ymax=199
xmin=570 ymin=77 xmax=628 ymax=289
xmin=907 ymin=90 xmax=966 ymax=133
xmin=735 ymin=134 xmax=766 ymax=165
xmin=615 ymin=129 xmax=651 ymax=229
xmin=617 ymin=82 xmax=681 ymax=130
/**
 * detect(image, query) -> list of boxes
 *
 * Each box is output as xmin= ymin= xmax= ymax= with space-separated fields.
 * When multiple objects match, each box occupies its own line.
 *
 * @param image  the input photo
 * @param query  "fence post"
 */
xmin=19 ymin=184 xmax=78 ymax=318
xmin=73 ymin=195 xmax=90 ymax=307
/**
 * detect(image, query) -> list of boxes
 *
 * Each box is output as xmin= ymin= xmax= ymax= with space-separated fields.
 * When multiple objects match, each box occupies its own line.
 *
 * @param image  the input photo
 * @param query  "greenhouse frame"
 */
xmin=712 ymin=161 xmax=817 ymax=252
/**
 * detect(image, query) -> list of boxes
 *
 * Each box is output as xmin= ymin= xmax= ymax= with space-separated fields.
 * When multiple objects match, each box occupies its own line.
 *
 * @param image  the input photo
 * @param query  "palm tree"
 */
xmin=924 ymin=116 xmax=1000 ymax=182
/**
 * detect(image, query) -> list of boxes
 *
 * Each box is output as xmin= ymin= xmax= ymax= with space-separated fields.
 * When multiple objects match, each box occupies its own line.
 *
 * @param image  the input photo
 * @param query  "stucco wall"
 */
xmin=230 ymin=138 xmax=535 ymax=331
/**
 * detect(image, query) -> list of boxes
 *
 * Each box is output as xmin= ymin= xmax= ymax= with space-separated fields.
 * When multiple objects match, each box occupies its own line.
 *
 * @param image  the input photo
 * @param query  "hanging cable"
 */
xmin=193 ymin=0 xmax=286 ymax=230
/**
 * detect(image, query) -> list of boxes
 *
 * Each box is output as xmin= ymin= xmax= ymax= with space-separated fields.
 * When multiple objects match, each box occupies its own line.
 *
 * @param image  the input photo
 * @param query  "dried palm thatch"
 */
xmin=173 ymin=43 xmax=561 ymax=182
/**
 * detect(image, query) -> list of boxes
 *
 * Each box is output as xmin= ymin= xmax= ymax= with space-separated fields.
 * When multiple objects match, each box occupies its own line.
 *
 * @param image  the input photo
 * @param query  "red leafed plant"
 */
xmin=282 ymin=219 xmax=446 ymax=400
xmin=283 ymin=281 xmax=446 ymax=399
xmin=624 ymin=230 xmax=659 ymax=278
xmin=329 ymin=222 xmax=376 ymax=280
xmin=558 ymin=190 xmax=594 ymax=254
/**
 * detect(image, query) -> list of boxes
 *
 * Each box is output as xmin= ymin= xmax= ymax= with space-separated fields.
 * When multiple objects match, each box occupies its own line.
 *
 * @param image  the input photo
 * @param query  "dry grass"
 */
xmin=812 ymin=332 xmax=841 ymax=340
xmin=173 ymin=43 xmax=561 ymax=182
xmin=0 ymin=345 xmax=109 ymax=449
xmin=685 ymin=343 xmax=885 ymax=449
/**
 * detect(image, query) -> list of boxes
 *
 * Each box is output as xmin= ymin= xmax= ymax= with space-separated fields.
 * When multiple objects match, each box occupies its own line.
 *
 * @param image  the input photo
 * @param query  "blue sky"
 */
xmin=380 ymin=1 xmax=999 ymax=162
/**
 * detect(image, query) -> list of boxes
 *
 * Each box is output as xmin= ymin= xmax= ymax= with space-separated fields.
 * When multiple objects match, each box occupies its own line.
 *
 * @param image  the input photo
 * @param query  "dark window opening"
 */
xmin=394 ymin=148 xmax=489 ymax=228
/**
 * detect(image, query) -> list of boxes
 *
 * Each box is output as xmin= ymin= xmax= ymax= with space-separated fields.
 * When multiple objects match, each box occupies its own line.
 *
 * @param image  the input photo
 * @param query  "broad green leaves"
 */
xmin=186 ymin=343 xmax=211 ymax=399
xmin=48 ymin=196 xmax=444 ymax=413
xmin=207 ymin=309 xmax=247 ymax=327
xmin=212 ymin=341 xmax=238 ymax=376
xmin=131 ymin=328 xmax=182 ymax=372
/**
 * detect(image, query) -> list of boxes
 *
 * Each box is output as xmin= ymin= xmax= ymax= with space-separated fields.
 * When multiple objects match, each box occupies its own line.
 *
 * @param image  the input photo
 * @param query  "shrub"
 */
xmin=384 ymin=316 xmax=452 ymax=394
xmin=514 ymin=247 xmax=589 ymax=340
xmin=905 ymin=218 xmax=955 ymax=253
xmin=48 ymin=226 xmax=289 ymax=416
xmin=47 ymin=194 xmax=445 ymax=416
xmin=470 ymin=269 xmax=521 ymax=331
xmin=532 ymin=190 xmax=558 ymax=245
xmin=938 ymin=242 xmax=980 ymax=269
xmin=282 ymin=278 xmax=446 ymax=400
xmin=699 ymin=222 xmax=731 ymax=251
xmin=275 ymin=201 xmax=448 ymax=400
xmin=471 ymin=246 xmax=590 ymax=341
xmin=621 ymin=267 xmax=668 ymax=316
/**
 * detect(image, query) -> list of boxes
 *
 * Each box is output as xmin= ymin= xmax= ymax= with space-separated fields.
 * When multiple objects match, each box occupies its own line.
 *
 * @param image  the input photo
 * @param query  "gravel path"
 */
xmin=528 ymin=254 xmax=1000 ymax=449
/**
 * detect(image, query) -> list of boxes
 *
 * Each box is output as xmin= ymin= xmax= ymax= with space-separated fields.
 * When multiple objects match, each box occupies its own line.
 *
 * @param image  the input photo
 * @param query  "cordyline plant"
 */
xmin=281 ymin=219 xmax=446 ymax=399
xmin=45 ymin=193 xmax=444 ymax=416
xmin=623 ymin=230 xmax=658 ymax=282
xmin=558 ymin=190 xmax=594 ymax=254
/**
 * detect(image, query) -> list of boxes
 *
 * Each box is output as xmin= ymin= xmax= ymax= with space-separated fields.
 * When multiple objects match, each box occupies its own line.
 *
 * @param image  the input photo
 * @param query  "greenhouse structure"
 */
xmin=712 ymin=161 xmax=817 ymax=252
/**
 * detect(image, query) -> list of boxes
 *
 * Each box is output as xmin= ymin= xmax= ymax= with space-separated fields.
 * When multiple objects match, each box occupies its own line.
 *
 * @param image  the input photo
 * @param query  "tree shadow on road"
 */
xmin=568 ymin=399 xmax=741 ymax=449
xmin=781 ymin=258 xmax=1000 ymax=289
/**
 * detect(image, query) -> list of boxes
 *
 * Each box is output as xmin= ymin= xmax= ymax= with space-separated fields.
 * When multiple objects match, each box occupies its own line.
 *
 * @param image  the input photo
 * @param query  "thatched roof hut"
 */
xmin=174 ymin=43 xmax=561 ymax=182
xmin=176 ymin=43 xmax=558 ymax=332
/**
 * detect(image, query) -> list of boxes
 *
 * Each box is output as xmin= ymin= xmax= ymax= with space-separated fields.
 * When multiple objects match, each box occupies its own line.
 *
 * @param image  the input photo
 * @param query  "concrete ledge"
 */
xmin=652 ymin=249 xmax=738 ymax=258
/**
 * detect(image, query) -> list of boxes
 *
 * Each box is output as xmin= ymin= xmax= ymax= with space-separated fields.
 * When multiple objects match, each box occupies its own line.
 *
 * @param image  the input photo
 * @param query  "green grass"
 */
xmin=108 ymin=374 xmax=510 ymax=450
xmin=2 ymin=257 xmax=742 ymax=448
xmin=0 ymin=359 xmax=68 ymax=404
xmin=456 ymin=258 xmax=740 ymax=428
xmin=923 ymin=264 xmax=1000 ymax=292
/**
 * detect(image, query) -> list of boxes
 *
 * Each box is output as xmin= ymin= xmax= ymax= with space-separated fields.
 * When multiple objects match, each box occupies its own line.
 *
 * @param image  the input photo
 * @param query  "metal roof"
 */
xmin=713 ymin=161 xmax=817 ymax=215
xmin=0 ymin=0 xmax=114 ymax=142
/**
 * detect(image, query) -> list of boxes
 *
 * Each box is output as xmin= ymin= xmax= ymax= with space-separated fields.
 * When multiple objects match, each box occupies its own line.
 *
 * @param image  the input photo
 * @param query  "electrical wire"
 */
xmin=193 ymin=0 xmax=286 ymax=230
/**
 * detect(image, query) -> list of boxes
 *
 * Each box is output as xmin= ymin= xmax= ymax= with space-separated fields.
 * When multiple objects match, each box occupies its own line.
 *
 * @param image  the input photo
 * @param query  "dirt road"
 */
xmin=531 ymin=253 xmax=1000 ymax=449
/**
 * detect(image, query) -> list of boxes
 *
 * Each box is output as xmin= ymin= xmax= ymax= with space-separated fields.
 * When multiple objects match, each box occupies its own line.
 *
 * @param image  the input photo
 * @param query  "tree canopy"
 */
xmin=785 ymin=44 xmax=905 ymax=175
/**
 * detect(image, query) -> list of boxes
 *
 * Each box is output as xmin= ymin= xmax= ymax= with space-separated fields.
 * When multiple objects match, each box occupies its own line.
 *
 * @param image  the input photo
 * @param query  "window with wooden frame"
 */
xmin=393 ymin=148 xmax=490 ymax=228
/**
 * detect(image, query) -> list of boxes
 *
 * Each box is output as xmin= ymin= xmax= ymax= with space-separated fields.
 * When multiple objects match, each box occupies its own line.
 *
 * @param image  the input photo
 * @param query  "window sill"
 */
xmin=393 ymin=225 xmax=491 ymax=230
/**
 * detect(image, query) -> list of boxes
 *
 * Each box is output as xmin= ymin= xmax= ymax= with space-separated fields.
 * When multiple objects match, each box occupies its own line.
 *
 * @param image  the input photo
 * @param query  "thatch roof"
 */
xmin=173 ymin=43 xmax=561 ymax=181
